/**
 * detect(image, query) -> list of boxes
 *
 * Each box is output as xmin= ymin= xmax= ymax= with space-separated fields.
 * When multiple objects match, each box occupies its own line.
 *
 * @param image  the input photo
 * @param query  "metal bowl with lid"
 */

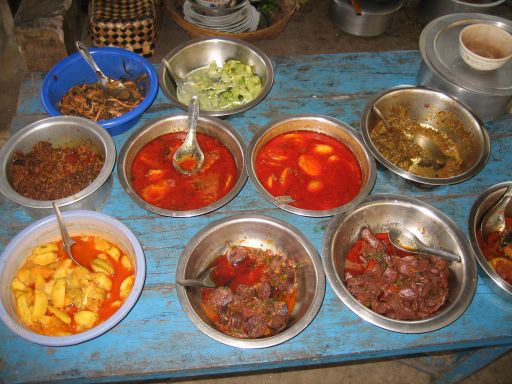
xmin=0 ymin=116 xmax=116 ymax=219
xmin=468 ymin=181 xmax=512 ymax=303
xmin=418 ymin=13 xmax=512 ymax=122
xmin=176 ymin=214 xmax=325 ymax=348
xmin=322 ymin=194 xmax=477 ymax=333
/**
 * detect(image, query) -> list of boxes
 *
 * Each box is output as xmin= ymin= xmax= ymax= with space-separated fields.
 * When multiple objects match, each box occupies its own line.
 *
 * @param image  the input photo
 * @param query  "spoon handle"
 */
xmin=52 ymin=202 xmax=77 ymax=262
xmin=422 ymin=245 xmax=461 ymax=263
xmin=184 ymin=95 xmax=199 ymax=147
xmin=176 ymin=279 xmax=215 ymax=288
xmin=76 ymin=41 xmax=109 ymax=88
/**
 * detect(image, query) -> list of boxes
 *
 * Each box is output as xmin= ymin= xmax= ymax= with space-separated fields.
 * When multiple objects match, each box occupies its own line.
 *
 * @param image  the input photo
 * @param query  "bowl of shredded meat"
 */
xmin=41 ymin=46 xmax=158 ymax=136
xmin=0 ymin=116 xmax=116 ymax=218
xmin=176 ymin=214 xmax=325 ymax=348
xmin=322 ymin=194 xmax=477 ymax=333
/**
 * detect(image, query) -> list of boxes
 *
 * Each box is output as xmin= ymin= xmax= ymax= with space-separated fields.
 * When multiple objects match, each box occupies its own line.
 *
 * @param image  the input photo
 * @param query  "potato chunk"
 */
xmin=106 ymin=246 xmax=121 ymax=262
xmin=120 ymin=276 xmax=134 ymax=300
xmin=92 ymin=272 xmax=113 ymax=292
xmin=11 ymin=277 xmax=27 ymax=291
xmin=48 ymin=305 xmax=71 ymax=324
xmin=74 ymin=311 xmax=99 ymax=331
xmin=51 ymin=278 xmax=66 ymax=309
xmin=32 ymin=289 xmax=48 ymax=321
xmin=120 ymin=255 xmax=133 ymax=271
xmin=91 ymin=258 xmax=115 ymax=275
xmin=16 ymin=293 xmax=33 ymax=325
xmin=31 ymin=251 xmax=58 ymax=266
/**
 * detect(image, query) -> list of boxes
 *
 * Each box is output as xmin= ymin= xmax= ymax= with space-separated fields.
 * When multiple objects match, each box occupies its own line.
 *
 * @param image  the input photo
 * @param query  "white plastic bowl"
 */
xmin=0 ymin=211 xmax=145 ymax=346
xmin=459 ymin=23 xmax=512 ymax=71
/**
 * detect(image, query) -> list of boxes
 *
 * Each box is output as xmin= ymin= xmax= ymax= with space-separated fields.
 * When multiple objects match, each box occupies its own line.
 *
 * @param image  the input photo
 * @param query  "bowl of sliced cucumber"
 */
xmin=159 ymin=36 xmax=274 ymax=117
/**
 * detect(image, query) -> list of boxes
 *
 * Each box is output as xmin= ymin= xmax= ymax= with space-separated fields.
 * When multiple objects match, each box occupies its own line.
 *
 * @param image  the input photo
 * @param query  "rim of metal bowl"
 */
xmin=158 ymin=36 xmax=274 ymax=117
xmin=468 ymin=181 xmax=512 ymax=299
xmin=41 ymin=46 xmax=159 ymax=129
xmin=246 ymin=114 xmax=377 ymax=217
xmin=117 ymin=114 xmax=247 ymax=217
xmin=322 ymin=193 xmax=477 ymax=333
xmin=176 ymin=213 xmax=326 ymax=348
xmin=0 ymin=116 xmax=116 ymax=209
xmin=360 ymin=85 xmax=490 ymax=186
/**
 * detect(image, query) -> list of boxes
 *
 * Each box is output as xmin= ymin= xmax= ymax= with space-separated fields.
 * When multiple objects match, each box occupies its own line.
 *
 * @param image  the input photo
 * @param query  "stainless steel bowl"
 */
xmin=247 ymin=114 xmax=376 ymax=217
xmin=361 ymin=86 xmax=490 ymax=187
xmin=117 ymin=114 xmax=247 ymax=217
xmin=322 ymin=194 xmax=477 ymax=333
xmin=419 ymin=0 xmax=506 ymax=23
xmin=159 ymin=37 xmax=274 ymax=117
xmin=468 ymin=182 xmax=512 ymax=302
xmin=176 ymin=214 xmax=325 ymax=348
xmin=0 ymin=116 xmax=116 ymax=219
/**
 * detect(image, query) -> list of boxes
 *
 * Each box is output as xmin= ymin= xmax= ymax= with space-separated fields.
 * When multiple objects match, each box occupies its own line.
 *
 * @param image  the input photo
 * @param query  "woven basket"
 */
xmin=167 ymin=0 xmax=298 ymax=42
xmin=89 ymin=0 xmax=161 ymax=57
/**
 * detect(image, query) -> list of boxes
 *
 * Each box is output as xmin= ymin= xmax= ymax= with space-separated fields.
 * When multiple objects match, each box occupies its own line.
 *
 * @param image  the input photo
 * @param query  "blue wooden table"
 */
xmin=1 ymin=50 xmax=511 ymax=383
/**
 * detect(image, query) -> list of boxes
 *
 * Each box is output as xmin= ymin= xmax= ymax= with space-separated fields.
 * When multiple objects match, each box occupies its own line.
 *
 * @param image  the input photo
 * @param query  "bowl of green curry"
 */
xmin=159 ymin=37 xmax=274 ymax=117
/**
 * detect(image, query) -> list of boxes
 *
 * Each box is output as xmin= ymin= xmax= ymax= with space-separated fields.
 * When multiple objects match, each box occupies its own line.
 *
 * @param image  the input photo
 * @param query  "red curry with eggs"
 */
xmin=255 ymin=130 xmax=362 ymax=210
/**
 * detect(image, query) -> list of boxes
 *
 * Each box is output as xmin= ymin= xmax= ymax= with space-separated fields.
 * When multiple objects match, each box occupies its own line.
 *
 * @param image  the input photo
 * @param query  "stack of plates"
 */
xmin=183 ymin=0 xmax=260 ymax=33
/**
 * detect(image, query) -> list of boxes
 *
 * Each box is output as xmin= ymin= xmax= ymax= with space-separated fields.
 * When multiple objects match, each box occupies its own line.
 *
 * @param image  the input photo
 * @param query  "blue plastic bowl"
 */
xmin=41 ymin=47 xmax=159 ymax=136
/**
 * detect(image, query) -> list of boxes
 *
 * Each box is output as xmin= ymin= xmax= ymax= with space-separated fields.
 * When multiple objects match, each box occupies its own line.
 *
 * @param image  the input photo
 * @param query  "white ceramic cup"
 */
xmin=459 ymin=23 xmax=512 ymax=71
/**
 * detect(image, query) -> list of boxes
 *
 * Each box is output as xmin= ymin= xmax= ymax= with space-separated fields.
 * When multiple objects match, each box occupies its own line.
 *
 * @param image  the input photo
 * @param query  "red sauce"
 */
xmin=476 ymin=218 xmax=512 ymax=285
xmin=131 ymin=132 xmax=237 ymax=211
xmin=255 ymin=130 xmax=362 ymax=210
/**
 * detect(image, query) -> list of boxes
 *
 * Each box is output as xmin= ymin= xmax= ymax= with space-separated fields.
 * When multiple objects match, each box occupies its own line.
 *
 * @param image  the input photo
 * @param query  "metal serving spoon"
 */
xmin=161 ymin=59 xmax=197 ymax=95
xmin=373 ymin=105 xmax=450 ymax=169
xmin=388 ymin=227 xmax=461 ymax=263
xmin=173 ymin=95 xmax=205 ymax=175
xmin=52 ymin=202 xmax=81 ymax=267
xmin=481 ymin=185 xmax=512 ymax=241
xmin=176 ymin=265 xmax=218 ymax=288
xmin=75 ymin=41 xmax=131 ymax=100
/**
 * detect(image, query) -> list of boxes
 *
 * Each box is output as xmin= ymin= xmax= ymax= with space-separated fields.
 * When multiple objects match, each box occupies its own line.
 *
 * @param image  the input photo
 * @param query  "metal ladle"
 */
xmin=481 ymin=185 xmax=512 ymax=241
xmin=75 ymin=41 xmax=131 ymax=100
xmin=172 ymin=95 xmax=205 ymax=175
xmin=372 ymin=105 xmax=450 ymax=168
xmin=161 ymin=59 xmax=197 ymax=95
xmin=176 ymin=265 xmax=218 ymax=288
xmin=388 ymin=227 xmax=461 ymax=263
xmin=52 ymin=202 xmax=81 ymax=267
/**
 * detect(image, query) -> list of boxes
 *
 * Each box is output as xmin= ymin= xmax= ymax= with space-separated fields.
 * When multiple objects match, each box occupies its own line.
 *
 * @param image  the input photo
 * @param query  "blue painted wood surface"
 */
xmin=1 ymin=50 xmax=511 ymax=383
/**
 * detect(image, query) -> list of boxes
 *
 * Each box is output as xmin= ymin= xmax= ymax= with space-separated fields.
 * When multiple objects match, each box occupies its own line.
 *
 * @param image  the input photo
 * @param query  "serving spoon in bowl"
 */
xmin=173 ymin=95 xmax=205 ymax=175
xmin=52 ymin=202 xmax=82 ymax=267
xmin=75 ymin=41 xmax=131 ymax=100
xmin=388 ymin=227 xmax=461 ymax=263
xmin=481 ymin=185 xmax=512 ymax=242
xmin=372 ymin=105 xmax=450 ymax=169
xmin=176 ymin=265 xmax=218 ymax=289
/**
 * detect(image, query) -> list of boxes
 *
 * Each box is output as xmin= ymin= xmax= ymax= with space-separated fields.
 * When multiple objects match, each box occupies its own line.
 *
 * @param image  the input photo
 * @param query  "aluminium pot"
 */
xmin=418 ymin=13 xmax=512 ymax=122
xmin=329 ymin=0 xmax=404 ymax=37
xmin=419 ymin=0 xmax=506 ymax=23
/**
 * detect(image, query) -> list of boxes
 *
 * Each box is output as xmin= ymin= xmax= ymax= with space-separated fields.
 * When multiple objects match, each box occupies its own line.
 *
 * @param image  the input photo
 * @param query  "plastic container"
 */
xmin=41 ymin=47 xmax=159 ymax=136
xmin=0 ymin=211 xmax=146 ymax=346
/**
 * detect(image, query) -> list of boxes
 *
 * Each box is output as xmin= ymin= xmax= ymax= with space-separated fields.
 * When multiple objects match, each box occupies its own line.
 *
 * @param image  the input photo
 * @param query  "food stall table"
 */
xmin=1 ymin=50 xmax=511 ymax=383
